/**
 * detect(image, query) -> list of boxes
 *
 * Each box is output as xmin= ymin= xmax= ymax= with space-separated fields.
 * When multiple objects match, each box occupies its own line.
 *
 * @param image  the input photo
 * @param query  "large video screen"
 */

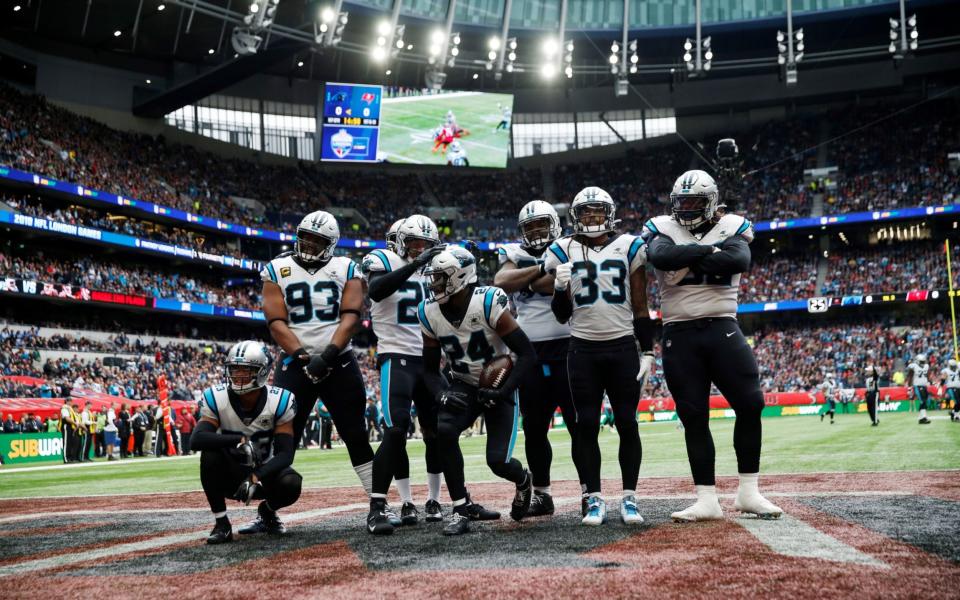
xmin=320 ymin=83 xmax=513 ymax=168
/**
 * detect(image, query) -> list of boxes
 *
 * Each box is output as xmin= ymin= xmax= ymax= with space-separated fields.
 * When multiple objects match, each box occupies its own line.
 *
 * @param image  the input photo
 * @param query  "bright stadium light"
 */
xmin=431 ymin=29 xmax=445 ymax=45
xmin=489 ymin=36 xmax=501 ymax=51
xmin=542 ymin=37 xmax=558 ymax=57
xmin=377 ymin=20 xmax=391 ymax=36
xmin=541 ymin=62 xmax=556 ymax=79
xmin=371 ymin=45 xmax=386 ymax=61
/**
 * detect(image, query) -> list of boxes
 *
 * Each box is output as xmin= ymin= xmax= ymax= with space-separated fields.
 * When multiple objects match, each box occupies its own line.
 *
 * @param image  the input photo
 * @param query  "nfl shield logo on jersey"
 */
xmin=331 ymin=129 xmax=354 ymax=158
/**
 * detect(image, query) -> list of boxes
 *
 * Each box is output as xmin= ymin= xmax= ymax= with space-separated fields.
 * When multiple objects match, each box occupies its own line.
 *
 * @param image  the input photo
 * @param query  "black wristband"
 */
xmin=537 ymin=262 xmax=546 ymax=277
xmin=339 ymin=309 xmax=362 ymax=317
xmin=633 ymin=317 xmax=655 ymax=353
xmin=267 ymin=317 xmax=288 ymax=326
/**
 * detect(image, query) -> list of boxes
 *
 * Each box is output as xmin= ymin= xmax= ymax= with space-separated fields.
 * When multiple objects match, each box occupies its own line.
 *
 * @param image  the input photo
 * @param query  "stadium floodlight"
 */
xmin=377 ymin=20 xmax=391 ymax=37
xmin=489 ymin=36 xmax=501 ymax=51
xmin=488 ymin=50 xmax=497 ymax=61
xmin=541 ymin=63 xmax=556 ymax=79
xmin=682 ymin=52 xmax=692 ymax=63
xmin=908 ymin=13 xmax=916 ymax=28
xmin=371 ymin=46 xmax=386 ymax=61
xmin=611 ymin=41 xmax=620 ymax=54
xmin=795 ymin=28 xmax=803 ymax=42
xmin=297 ymin=60 xmax=303 ymax=67
xmin=506 ymin=63 xmax=514 ymax=72
xmin=563 ymin=40 xmax=574 ymax=78
xmin=542 ymin=37 xmax=558 ymax=57
xmin=208 ymin=48 xmax=215 ymax=54
xmin=320 ymin=6 xmax=335 ymax=24
xmin=776 ymin=30 xmax=785 ymax=43
xmin=509 ymin=38 xmax=517 ymax=50
xmin=431 ymin=29 xmax=445 ymax=45
xmin=609 ymin=54 xmax=619 ymax=65
xmin=683 ymin=39 xmax=692 ymax=51
xmin=113 ymin=30 xmax=122 ymax=37
xmin=157 ymin=3 xmax=165 ymax=11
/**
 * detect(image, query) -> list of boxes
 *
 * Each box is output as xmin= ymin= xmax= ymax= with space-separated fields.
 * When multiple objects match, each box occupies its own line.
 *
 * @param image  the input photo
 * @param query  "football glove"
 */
xmin=290 ymin=347 xmax=310 ymax=367
xmin=233 ymin=439 xmax=256 ymax=468
xmin=414 ymin=245 xmax=445 ymax=267
xmin=234 ymin=477 xmax=262 ymax=505
xmin=438 ymin=390 xmax=471 ymax=413
xmin=636 ymin=352 xmax=655 ymax=385
xmin=554 ymin=262 xmax=572 ymax=291
xmin=304 ymin=344 xmax=340 ymax=383
xmin=478 ymin=387 xmax=513 ymax=409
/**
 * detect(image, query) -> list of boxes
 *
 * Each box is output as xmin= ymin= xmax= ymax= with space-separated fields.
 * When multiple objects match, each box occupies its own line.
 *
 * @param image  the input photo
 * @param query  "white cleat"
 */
xmin=734 ymin=492 xmax=783 ymax=520
xmin=671 ymin=498 xmax=724 ymax=523
xmin=620 ymin=495 xmax=645 ymax=525
xmin=581 ymin=496 xmax=607 ymax=526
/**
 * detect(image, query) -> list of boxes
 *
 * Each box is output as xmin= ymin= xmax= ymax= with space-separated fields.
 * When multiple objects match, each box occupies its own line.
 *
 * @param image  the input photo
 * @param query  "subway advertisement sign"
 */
xmin=0 ymin=432 xmax=64 ymax=465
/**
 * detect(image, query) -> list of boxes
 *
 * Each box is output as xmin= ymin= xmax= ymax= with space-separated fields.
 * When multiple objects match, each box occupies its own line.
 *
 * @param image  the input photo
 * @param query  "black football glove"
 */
xmin=437 ymin=390 xmax=471 ymax=413
xmin=290 ymin=347 xmax=310 ymax=367
xmin=304 ymin=344 xmax=340 ymax=383
xmin=230 ymin=438 xmax=257 ymax=468
xmin=233 ymin=477 xmax=262 ymax=505
xmin=478 ymin=387 xmax=513 ymax=409
xmin=414 ymin=245 xmax=445 ymax=267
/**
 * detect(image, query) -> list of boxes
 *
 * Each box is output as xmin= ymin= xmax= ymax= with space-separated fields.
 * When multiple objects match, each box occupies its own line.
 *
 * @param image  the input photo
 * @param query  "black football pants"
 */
xmin=519 ymin=353 xmax=579 ymax=489
xmin=200 ymin=448 xmax=302 ymax=515
xmin=274 ymin=352 xmax=374 ymax=468
xmin=662 ymin=318 xmax=764 ymax=486
xmin=436 ymin=380 xmax=525 ymax=503
xmin=567 ymin=336 xmax=641 ymax=495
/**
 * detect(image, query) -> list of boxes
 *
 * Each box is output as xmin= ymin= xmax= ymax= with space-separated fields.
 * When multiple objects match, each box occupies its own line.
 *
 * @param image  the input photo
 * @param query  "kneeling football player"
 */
xmin=192 ymin=341 xmax=302 ymax=544
xmin=418 ymin=246 xmax=537 ymax=535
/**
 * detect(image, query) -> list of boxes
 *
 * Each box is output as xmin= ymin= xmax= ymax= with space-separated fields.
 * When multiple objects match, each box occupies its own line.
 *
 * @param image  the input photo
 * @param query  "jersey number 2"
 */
xmin=286 ymin=281 xmax=339 ymax=323
xmin=397 ymin=282 xmax=427 ymax=325
xmin=438 ymin=332 xmax=494 ymax=374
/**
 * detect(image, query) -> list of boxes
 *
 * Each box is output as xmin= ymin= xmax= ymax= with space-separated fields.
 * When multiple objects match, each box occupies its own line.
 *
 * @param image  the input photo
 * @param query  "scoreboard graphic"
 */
xmin=320 ymin=83 xmax=382 ymax=162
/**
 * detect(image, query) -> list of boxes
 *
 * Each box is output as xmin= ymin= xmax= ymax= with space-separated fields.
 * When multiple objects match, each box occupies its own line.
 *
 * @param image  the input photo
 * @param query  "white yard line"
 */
xmin=737 ymin=514 xmax=889 ymax=568
xmin=0 ymin=454 xmax=198 ymax=474
xmin=0 ymin=502 xmax=367 ymax=578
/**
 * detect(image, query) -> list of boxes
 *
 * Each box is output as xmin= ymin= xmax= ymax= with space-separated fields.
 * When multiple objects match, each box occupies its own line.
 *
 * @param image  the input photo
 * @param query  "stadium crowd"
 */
xmin=0 ymin=249 xmax=261 ymax=309
xmin=821 ymin=240 xmax=952 ymax=296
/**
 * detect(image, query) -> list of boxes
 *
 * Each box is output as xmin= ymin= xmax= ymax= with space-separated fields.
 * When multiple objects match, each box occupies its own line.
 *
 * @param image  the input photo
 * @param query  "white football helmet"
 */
xmin=570 ymin=186 xmax=617 ymax=238
xmin=423 ymin=245 xmax=477 ymax=304
xmin=670 ymin=170 xmax=720 ymax=230
xmin=225 ymin=341 xmax=273 ymax=394
xmin=397 ymin=214 xmax=441 ymax=260
xmin=518 ymin=200 xmax=562 ymax=250
xmin=949 ymin=359 xmax=958 ymax=369
xmin=386 ymin=219 xmax=404 ymax=254
xmin=916 ymin=353 xmax=927 ymax=364
xmin=296 ymin=210 xmax=339 ymax=263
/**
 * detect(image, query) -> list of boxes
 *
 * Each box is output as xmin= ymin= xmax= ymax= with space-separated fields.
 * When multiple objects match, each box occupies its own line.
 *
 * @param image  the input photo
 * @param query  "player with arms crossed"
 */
xmin=906 ymin=353 xmax=932 ymax=425
xmin=363 ymin=215 xmax=447 ymax=534
xmin=418 ymin=245 xmax=537 ymax=535
xmin=261 ymin=211 xmax=376 ymax=523
xmin=645 ymin=169 xmax=781 ymax=522
xmin=192 ymin=342 xmax=301 ymax=544
xmin=940 ymin=358 xmax=960 ymax=422
xmin=494 ymin=201 xmax=579 ymax=516
xmin=545 ymin=187 xmax=654 ymax=526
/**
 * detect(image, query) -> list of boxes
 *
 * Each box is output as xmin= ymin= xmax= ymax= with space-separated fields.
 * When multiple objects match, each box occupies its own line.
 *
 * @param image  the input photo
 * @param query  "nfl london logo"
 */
xmin=331 ymin=129 xmax=354 ymax=158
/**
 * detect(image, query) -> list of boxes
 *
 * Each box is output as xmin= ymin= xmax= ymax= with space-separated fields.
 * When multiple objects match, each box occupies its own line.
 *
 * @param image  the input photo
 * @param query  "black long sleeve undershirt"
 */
xmin=190 ymin=420 xmax=242 ymax=451
xmin=695 ymin=235 xmax=751 ymax=276
xmin=253 ymin=433 xmax=295 ymax=480
xmin=551 ymin=289 xmax=573 ymax=324
xmin=496 ymin=328 xmax=536 ymax=395
xmin=367 ymin=262 xmax=422 ymax=302
xmin=645 ymin=235 xmax=714 ymax=271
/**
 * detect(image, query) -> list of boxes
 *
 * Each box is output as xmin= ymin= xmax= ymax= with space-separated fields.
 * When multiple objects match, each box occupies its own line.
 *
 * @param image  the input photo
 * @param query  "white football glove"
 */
xmin=636 ymin=352 xmax=655 ymax=384
xmin=554 ymin=262 xmax=572 ymax=291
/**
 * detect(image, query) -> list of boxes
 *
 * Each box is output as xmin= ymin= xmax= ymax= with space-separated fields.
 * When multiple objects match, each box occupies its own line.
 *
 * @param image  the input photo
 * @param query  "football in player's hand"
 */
xmin=479 ymin=355 xmax=513 ymax=389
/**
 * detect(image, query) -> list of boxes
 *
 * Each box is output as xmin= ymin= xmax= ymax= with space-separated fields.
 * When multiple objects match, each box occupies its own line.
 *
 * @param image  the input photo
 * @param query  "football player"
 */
xmin=191 ymin=341 xmax=301 ymax=544
xmin=446 ymin=140 xmax=469 ymax=167
xmin=261 ymin=211 xmax=376 ymax=513
xmin=385 ymin=218 xmax=404 ymax=253
xmin=864 ymin=365 xmax=881 ymax=426
xmin=544 ymin=187 xmax=654 ymax=526
xmin=819 ymin=372 xmax=839 ymax=425
xmin=940 ymin=358 xmax=960 ymax=422
xmin=418 ymin=245 xmax=537 ymax=535
xmin=645 ymin=169 xmax=781 ymax=522
xmin=493 ymin=200 xmax=579 ymax=517
xmin=906 ymin=353 xmax=932 ymax=425
xmin=362 ymin=215 xmax=447 ymax=535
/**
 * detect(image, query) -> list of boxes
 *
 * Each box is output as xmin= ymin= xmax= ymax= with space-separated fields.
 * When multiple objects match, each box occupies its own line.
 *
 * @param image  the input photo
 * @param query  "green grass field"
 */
xmin=2 ymin=412 xmax=958 ymax=499
xmin=379 ymin=91 xmax=512 ymax=167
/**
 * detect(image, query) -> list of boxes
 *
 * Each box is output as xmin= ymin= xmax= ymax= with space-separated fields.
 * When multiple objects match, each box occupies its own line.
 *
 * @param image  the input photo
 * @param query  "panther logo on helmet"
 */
xmin=295 ymin=210 xmax=340 ymax=264
xmin=518 ymin=200 xmax=562 ymax=250
xmin=225 ymin=341 xmax=273 ymax=394
xmin=670 ymin=170 xmax=720 ymax=230
xmin=570 ymin=187 xmax=617 ymax=238
xmin=423 ymin=245 xmax=477 ymax=304
xmin=397 ymin=215 xmax=441 ymax=260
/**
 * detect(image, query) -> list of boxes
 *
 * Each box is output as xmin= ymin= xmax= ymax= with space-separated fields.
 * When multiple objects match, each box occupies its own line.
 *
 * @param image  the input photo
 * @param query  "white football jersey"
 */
xmin=942 ymin=366 xmax=960 ymax=389
xmin=543 ymin=234 xmax=646 ymax=342
xmin=865 ymin=372 xmax=880 ymax=391
xmin=820 ymin=379 xmax=838 ymax=399
xmin=645 ymin=214 xmax=753 ymax=324
xmin=907 ymin=362 xmax=930 ymax=386
xmin=261 ymin=252 xmax=360 ymax=353
xmin=199 ymin=384 xmax=296 ymax=463
xmin=418 ymin=286 xmax=510 ymax=386
xmin=361 ymin=248 xmax=428 ymax=357
xmin=497 ymin=243 xmax=569 ymax=343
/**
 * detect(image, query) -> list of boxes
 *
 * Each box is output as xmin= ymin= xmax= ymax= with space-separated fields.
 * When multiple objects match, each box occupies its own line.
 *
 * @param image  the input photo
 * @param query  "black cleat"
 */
xmin=465 ymin=501 xmax=500 ymax=521
xmin=442 ymin=507 xmax=471 ymax=536
xmin=820 ymin=413 xmax=825 ymax=422
xmin=919 ymin=418 xmax=932 ymax=425
xmin=527 ymin=490 xmax=555 ymax=517
xmin=871 ymin=421 xmax=879 ymax=427
xmin=367 ymin=500 xmax=395 ymax=535
xmin=424 ymin=499 xmax=443 ymax=522
xmin=400 ymin=501 xmax=419 ymax=526
xmin=206 ymin=519 xmax=233 ymax=545
xmin=384 ymin=504 xmax=402 ymax=527
xmin=510 ymin=471 xmax=532 ymax=522
xmin=239 ymin=502 xmax=287 ymax=535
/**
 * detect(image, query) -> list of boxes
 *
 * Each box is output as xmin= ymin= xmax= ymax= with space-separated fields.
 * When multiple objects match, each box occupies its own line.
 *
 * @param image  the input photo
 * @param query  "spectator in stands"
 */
xmin=103 ymin=404 xmax=118 ymax=461
xmin=80 ymin=402 xmax=93 ymax=462
xmin=2 ymin=414 xmax=20 ymax=433
xmin=21 ymin=413 xmax=41 ymax=433
xmin=178 ymin=407 xmax=196 ymax=456
xmin=318 ymin=400 xmax=333 ymax=450
xmin=365 ymin=398 xmax=381 ymax=442
xmin=117 ymin=403 xmax=131 ymax=459
xmin=131 ymin=406 xmax=147 ymax=457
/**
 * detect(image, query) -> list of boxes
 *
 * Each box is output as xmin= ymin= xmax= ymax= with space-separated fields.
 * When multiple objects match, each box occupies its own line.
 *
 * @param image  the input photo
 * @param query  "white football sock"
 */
xmin=737 ymin=473 xmax=760 ymax=496
xmin=213 ymin=510 xmax=227 ymax=519
xmin=920 ymin=408 xmax=928 ymax=419
xmin=427 ymin=472 xmax=442 ymax=502
xmin=696 ymin=484 xmax=719 ymax=502
xmin=622 ymin=489 xmax=636 ymax=499
xmin=354 ymin=461 xmax=373 ymax=497
xmin=396 ymin=478 xmax=412 ymax=504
